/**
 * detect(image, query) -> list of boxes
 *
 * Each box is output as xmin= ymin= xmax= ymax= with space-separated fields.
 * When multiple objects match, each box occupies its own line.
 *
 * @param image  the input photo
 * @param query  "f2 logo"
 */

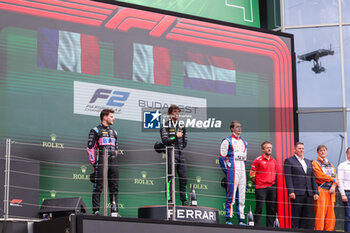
xmin=89 ymin=89 xmax=130 ymax=107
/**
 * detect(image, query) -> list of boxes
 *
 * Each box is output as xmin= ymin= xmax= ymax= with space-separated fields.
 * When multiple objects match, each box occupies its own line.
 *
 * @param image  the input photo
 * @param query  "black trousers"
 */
xmin=167 ymin=148 xmax=187 ymax=202
xmin=291 ymin=194 xmax=315 ymax=229
xmin=254 ymin=185 xmax=277 ymax=227
xmin=92 ymin=154 xmax=119 ymax=212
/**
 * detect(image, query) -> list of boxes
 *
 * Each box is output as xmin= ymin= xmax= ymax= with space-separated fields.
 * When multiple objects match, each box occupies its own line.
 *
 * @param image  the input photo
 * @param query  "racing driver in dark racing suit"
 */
xmin=87 ymin=109 xmax=119 ymax=216
xmin=161 ymin=105 xmax=188 ymax=205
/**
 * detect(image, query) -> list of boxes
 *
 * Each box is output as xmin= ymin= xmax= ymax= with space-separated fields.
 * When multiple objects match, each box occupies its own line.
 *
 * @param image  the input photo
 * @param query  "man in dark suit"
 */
xmin=284 ymin=142 xmax=319 ymax=229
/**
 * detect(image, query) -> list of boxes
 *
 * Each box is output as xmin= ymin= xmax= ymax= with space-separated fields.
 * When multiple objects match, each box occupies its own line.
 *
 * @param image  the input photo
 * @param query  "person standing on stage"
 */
xmin=219 ymin=121 xmax=247 ymax=225
xmin=338 ymin=147 xmax=350 ymax=232
xmin=249 ymin=141 xmax=277 ymax=227
xmin=87 ymin=109 xmax=119 ymax=216
xmin=160 ymin=105 xmax=188 ymax=205
xmin=313 ymin=145 xmax=337 ymax=231
xmin=284 ymin=142 xmax=318 ymax=229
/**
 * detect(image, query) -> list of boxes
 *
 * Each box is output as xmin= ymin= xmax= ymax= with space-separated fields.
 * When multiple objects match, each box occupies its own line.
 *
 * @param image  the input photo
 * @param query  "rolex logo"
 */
xmin=81 ymin=166 xmax=87 ymax=174
xmin=248 ymin=181 xmax=253 ymax=188
xmin=43 ymin=134 xmax=64 ymax=149
xmin=50 ymin=190 xmax=56 ymax=198
xmin=107 ymin=203 xmax=125 ymax=209
xmin=247 ymin=180 xmax=255 ymax=194
xmin=50 ymin=133 xmax=57 ymax=142
xmin=141 ymin=171 xmax=147 ymax=179
xmin=190 ymin=176 xmax=208 ymax=190
xmin=219 ymin=202 xmax=226 ymax=216
xmin=134 ymin=171 xmax=154 ymax=186
xmin=73 ymin=165 xmax=89 ymax=180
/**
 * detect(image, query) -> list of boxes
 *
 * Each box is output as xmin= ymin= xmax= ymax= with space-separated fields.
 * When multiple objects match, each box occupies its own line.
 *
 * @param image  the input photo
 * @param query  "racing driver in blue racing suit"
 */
xmin=219 ymin=121 xmax=247 ymax=225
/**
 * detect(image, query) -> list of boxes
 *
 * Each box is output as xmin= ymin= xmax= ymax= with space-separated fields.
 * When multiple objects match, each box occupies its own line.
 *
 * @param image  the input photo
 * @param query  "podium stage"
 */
xmin=32 ymin=214 xmax=318 ymax=233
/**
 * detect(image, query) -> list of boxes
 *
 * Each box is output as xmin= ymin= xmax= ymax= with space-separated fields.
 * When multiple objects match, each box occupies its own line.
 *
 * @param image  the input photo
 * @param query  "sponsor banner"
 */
xmin=167 ymin=207 xmax=217 ymax=222
xmin=190 ymin=176 xmax=208 ymax=191
xmin=138 ymin=206 xmax=219 ymax=223
xmin=134 ymin=171 xmax=155 ymax=186
xmin=74 ymin=81 xmax=207 ymax=121
xmin=42 ymin=134 xmax=65 ymax=149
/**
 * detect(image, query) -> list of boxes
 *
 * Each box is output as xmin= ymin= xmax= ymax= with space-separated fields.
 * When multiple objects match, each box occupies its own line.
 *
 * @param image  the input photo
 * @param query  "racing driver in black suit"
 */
xmin=87 ymin=109 xmax=119 ymax=216
xmin=160 ymin=105 xmax=188 ymax=205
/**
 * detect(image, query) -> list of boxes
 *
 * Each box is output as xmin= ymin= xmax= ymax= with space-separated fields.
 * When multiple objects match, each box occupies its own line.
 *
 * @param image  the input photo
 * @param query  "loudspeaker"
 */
xmin=39 ymin=197 xmax=90 ymax=218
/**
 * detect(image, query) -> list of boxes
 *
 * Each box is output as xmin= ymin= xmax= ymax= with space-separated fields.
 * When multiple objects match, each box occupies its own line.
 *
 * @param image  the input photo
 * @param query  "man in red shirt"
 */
xmin=249 ymin=141 xmax=277 ymax=227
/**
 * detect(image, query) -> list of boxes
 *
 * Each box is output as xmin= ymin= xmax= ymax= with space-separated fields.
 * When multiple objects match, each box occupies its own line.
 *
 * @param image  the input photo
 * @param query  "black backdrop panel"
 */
xmin=0 ymin=158 xmax=39 ymax=218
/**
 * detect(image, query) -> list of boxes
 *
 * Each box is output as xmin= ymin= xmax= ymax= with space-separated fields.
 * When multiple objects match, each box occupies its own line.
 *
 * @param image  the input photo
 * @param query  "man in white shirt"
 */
xmin=338 ymin=147 xmax=350 ymax=232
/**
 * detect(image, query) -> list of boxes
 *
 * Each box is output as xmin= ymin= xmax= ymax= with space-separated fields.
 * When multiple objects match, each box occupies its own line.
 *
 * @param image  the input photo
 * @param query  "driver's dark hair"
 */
xmin=230 ymin=121 xmax=240 ymax=131
xmin=295 ymin=142 xmax=304 ymax=148
xmin=261 ymin=141 xmax=272 ymax=149
xmin=168 ymin=105 xmax=181 ymax=115
xmin=317 ymin=144 xmax=327 ymax=152
xmin=346 ymin=147 xmax=350 ymax=154
xmin=100 ymin=109 xmax=114 ymax=121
